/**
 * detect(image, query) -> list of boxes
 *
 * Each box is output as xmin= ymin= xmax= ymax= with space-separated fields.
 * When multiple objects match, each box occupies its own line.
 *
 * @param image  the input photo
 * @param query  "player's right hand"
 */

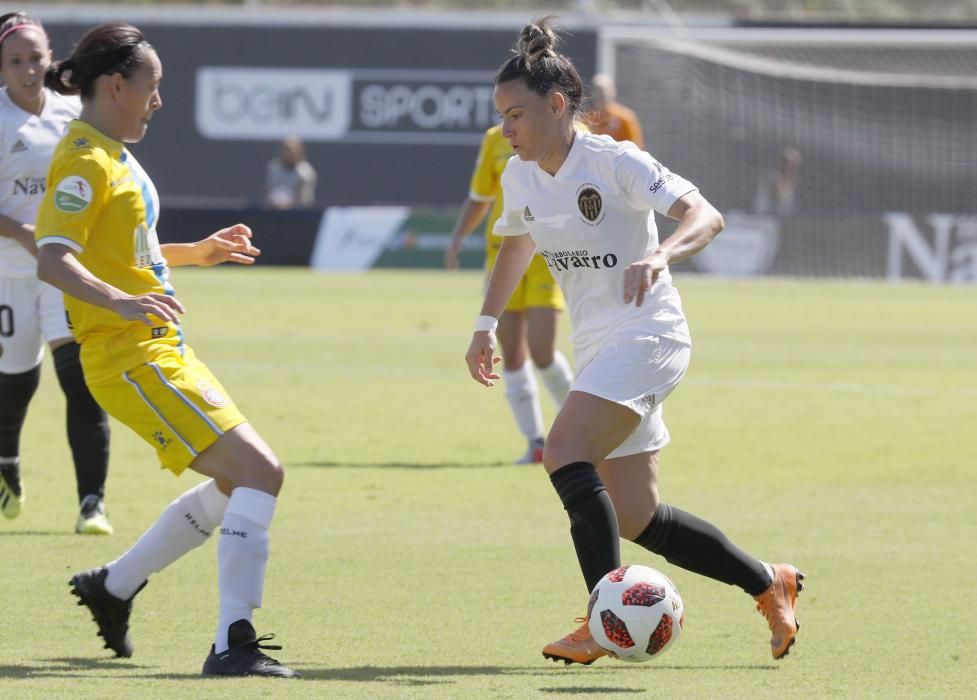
xmin=113 ymin=293 xmax=185 ymax=326
xmin=465 ymin=331 xmax=502 ymax=386
xmin=444 ymin=242 xmax=461 ymax=270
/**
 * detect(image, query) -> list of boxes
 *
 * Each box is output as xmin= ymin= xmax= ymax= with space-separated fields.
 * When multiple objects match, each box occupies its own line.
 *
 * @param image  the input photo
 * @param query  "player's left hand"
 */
xmin=195 ymin=224 xmax=261 ymax=266
xmin=623 ymin=252 xmax=668 ymax=307
xmin=465 ymin=331 xmax=502 ymax=387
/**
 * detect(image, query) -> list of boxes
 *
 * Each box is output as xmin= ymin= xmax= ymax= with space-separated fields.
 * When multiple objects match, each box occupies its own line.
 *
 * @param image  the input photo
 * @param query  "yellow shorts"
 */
xmin=86 ymin=345 xmax=247 ymax=475
xmin=486 ymin=243 xmax=565 ymax=313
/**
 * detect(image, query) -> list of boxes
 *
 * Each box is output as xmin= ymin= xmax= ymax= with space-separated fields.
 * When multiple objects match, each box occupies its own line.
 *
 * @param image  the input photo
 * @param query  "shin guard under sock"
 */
xmin=633 ymin=503 xmax=772 ymax=595
xmin=550 ymin=462 xmax=620 ymax=593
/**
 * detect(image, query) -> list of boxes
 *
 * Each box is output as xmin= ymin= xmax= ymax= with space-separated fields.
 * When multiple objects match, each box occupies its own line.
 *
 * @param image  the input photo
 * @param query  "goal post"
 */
xmin=598 ymin=27 xmax=977 ymax=282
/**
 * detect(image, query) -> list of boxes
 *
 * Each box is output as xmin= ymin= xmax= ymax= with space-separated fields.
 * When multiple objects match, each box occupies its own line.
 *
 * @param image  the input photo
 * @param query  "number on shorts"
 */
xmin=0 ymin=305 xmax=13 ymax=338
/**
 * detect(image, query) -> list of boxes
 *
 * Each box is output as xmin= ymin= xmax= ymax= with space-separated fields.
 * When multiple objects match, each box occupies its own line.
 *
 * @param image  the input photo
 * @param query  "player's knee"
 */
xmin=529 ymin=347 xmax=554 ymax=369
xmin=616 ymin=495 xmax=660 ymax=541
xmin=543 ymin=432 xmax=596 ymax=474
xmin=501 ymin=348 xmax=527 ymax=371
xmin=264 ymin=460 xmax=285 ymax=494
xmin=240 ymin=454 xmax=283 ymax=496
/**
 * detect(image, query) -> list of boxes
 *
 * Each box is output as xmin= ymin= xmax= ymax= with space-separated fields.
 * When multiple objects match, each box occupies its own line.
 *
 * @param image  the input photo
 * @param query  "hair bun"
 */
xmin=518 ymin=19 xmax=558 ymax=62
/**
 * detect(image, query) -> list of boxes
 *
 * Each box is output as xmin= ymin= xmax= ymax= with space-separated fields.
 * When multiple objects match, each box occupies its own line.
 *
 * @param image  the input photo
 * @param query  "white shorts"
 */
xmin=0 ymin=276 xmax=72 ymax=374
xmin=572 ymin=331 xmax=691 ymax=460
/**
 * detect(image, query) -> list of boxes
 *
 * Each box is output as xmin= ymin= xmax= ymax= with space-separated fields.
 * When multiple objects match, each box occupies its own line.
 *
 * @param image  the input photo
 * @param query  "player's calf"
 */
xmin=0 ymin=366 xmax=41 ymax=519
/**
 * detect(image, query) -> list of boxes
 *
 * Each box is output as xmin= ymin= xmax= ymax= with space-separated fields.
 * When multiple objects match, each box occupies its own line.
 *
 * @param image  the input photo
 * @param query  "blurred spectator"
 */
xmin=588 ymin=73 xmax=645 ymax=149
xmin=265 ymin=136 xmax=317 ymax=209
xmin=753 ymin=146 xmax=802 ymax=216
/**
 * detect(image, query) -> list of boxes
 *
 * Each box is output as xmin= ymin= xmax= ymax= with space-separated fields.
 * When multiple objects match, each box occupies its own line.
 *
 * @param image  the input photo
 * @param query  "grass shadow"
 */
xmin=0 ymin=657 xmax=145 ymax=679
xmin=539 ymin=688 xmax=639 ymax=695
xmin=295 ymin=663 xmax=779 ymax=684
xmin=290 ymin=461 xmax=511 ymax=470
xmin=295 ymin=664 xmax=562 ymax=682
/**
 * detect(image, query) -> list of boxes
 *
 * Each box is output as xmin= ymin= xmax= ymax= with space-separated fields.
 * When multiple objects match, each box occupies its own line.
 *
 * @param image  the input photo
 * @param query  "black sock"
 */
xmin=550 ymin=462 xmax=620 ymax=593
xmin=53 ymin=343 xmax=109 ymax=502
xmin=633 ymin=503 xmax=772 ymax=596
xmin=0 ymin=365 xmax=41 ymax=473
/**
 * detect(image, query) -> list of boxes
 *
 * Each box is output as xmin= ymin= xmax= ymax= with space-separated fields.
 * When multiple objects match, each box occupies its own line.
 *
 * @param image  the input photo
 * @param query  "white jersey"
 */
xmin=495 ymin=131 xmax=698 ymax=362
xmin=0 ymin=87 xmax=80 ymax=278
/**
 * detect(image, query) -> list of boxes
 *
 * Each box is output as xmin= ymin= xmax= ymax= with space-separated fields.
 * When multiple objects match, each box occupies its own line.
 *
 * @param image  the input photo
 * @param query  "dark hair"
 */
xmin=0 ymin=12 xmax=45 ymax=64
xmin=44 ymin=23 xmax=153 ymax=99
xmin=494 ymin=16 xmax=584 ymax=118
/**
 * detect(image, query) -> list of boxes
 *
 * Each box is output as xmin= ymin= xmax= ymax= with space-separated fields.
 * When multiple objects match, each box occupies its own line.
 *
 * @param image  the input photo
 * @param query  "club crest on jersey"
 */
xmin=576 ymin=184 xmax=604 ymax=225
xmin=54 ymin=176 xmax=92 ymax=213
xmin=197 ymin=380 xmax=228 ymax=408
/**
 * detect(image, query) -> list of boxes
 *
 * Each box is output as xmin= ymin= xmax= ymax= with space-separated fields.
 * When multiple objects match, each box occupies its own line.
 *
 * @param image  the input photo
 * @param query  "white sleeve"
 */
xmin=491 ymin=163 xmax=529 ymax=237
xmin=615 ymin=147 xmax=697 ymax=216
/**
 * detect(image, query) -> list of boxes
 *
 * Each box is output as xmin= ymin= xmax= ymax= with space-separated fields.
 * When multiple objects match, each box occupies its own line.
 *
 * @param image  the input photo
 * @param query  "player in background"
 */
xmin=588 ymin=73 xmax=644 ymax=149
xmin=446 ymin=124 xmax=573 ymax=463
xmin=0 ymin=12 xmax=113 ymax=534
xmin=35 ymin=23 xmax=297 ymax=677
xmin=465 ymin=18 xmax=803 ymax=665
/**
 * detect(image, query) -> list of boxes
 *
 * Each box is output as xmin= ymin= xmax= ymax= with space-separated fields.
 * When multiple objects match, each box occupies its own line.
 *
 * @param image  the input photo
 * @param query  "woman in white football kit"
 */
xmin=465 ymin=19 xmax=804 ymax=664
xmin=0 ymin=12 xmax=113 ymax=534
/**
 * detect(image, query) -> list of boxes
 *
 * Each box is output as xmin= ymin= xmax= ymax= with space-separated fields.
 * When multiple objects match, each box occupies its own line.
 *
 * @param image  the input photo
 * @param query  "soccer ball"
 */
xmin=587 ymin=564 xmax=685 ymax=662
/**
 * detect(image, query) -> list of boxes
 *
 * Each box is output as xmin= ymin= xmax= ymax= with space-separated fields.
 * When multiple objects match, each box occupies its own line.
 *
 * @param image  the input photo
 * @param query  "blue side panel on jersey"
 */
xmin=128 ymin=152 xmax=185 ymax=355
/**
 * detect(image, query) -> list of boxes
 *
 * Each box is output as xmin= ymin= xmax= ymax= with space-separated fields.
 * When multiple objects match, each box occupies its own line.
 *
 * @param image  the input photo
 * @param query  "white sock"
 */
xmin=503 ymin=364 xmax=544 ymax=441
xmin=105 ymin=480 xmax=228 ymax=600
xmin=215 ymin=487 xmax=276 ymax=653
xmin=536 ymin=351 xmax=573 ymax=406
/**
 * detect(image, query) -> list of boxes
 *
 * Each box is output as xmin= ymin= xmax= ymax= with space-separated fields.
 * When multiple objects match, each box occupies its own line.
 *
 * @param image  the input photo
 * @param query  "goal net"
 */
xmin=601 ymin=28 xmax=977 ymax=282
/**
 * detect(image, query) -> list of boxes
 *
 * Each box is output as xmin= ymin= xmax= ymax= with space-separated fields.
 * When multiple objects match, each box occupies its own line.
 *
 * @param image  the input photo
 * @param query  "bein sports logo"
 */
xmin=195 ymin=67 xmax=497 ymax=143
xmin=195 ymin=67 xmax=352 ymax=140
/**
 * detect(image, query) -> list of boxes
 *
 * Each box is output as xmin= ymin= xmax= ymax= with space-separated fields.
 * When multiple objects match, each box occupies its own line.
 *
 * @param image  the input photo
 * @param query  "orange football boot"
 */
xmin=542 ymin=618 xmax=608 ymax=666
xmin=754 ymin=563 xmax=805 ymax=659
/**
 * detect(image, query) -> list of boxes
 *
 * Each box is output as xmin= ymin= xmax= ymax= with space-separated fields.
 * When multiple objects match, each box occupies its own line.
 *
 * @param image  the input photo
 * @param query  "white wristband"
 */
xmin=473 ymin=315 xmax=498 ymax=333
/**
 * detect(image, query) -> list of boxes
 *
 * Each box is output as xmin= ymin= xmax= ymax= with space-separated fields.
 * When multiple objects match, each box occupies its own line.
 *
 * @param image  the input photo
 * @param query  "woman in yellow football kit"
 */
xmin=446 ymin=124 xmax=574 ymax=463
xmin=34 ymin=23 xmax=296 ymax=678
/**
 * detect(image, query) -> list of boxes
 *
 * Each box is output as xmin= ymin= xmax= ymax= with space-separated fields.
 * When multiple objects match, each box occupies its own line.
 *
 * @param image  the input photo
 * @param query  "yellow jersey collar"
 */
xmin=68 ymin=119 xmax=127 ymax=160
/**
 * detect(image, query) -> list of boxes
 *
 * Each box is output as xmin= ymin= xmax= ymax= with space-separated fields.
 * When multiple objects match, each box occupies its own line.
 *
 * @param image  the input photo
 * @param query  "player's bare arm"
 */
xmin=465 ymin=232 xmax=536 ymax=386
xmin=624 ymin=191 xmax=725 ymax=307
xmin=37 ymin=242 xmax=184 ymax=326
xmin=161 ymin=223 xmax=260 ymax=267
xmin=445 ymin=198 xmax=493 ymax=270
xmin=0 ymin=212 xmax=37 ymax=256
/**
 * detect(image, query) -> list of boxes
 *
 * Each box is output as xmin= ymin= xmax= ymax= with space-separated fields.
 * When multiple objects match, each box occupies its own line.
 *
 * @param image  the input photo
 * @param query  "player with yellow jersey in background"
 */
xmin=35 ymin=22 xmax=297 ymax=678
xmin=446 ymin=124 xmax=574 ymax=463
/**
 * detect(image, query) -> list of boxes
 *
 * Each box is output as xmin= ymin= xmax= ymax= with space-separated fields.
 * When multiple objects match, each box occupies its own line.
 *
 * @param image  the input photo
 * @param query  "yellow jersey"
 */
xmin=35 ymin=120 xmax=182 ymax=384
xmin=468 ymin=124 xmax=512 ymax=254
xmin=469 ymin=123 xmax=591 ymax=256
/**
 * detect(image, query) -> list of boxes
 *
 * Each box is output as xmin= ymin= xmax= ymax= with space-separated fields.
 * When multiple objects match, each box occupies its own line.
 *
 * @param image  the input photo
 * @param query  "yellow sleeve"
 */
xmin=35 ymin=150 xmax=110 ymax=253
xmin=468 ymin=129 xmax=499 ymax=202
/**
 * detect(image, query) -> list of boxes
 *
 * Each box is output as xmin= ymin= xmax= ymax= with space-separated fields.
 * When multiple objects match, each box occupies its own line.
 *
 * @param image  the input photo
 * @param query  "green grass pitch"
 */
xmin=2 ymin=268 xmax=975 ymax=699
